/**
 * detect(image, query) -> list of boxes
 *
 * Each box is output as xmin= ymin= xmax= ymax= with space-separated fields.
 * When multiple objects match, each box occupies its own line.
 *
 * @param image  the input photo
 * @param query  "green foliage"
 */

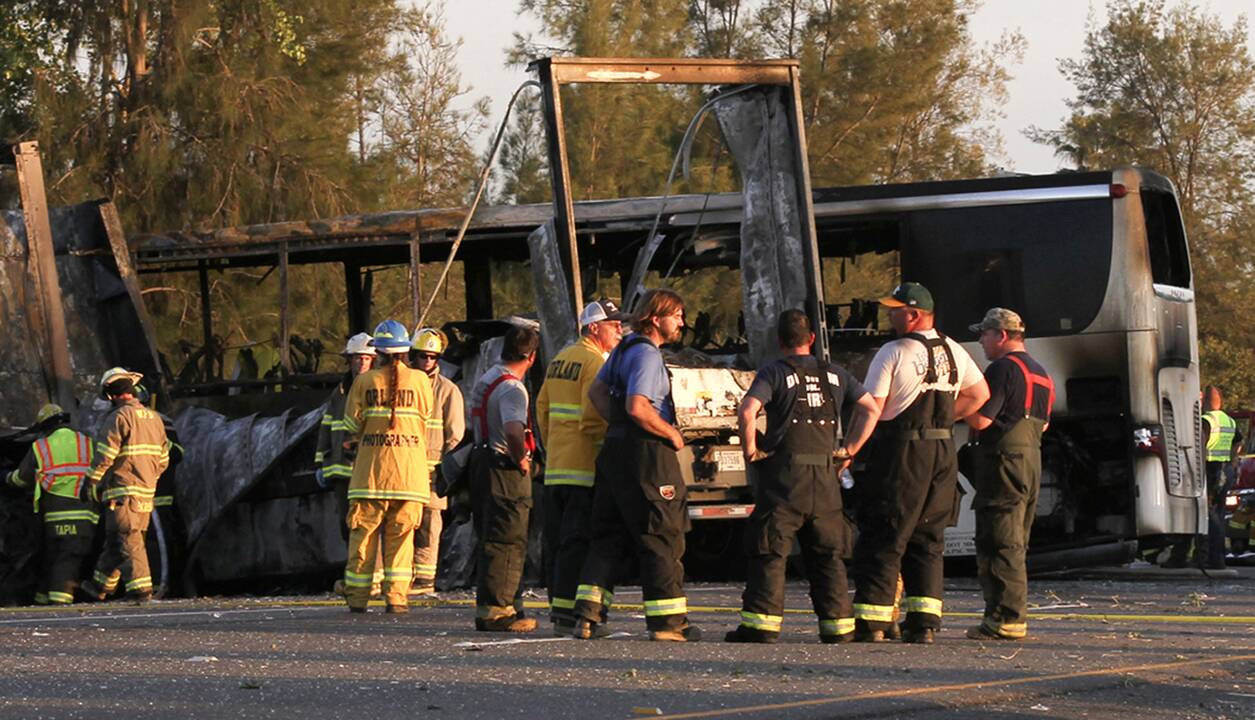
xmin=1034 ymin=0 xmax=1255 ymax=404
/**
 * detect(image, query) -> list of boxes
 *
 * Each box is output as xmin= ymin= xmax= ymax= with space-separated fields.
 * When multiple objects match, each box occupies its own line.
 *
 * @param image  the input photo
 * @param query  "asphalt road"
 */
xmin=2 ymin=571 xmax=1253 ymax=720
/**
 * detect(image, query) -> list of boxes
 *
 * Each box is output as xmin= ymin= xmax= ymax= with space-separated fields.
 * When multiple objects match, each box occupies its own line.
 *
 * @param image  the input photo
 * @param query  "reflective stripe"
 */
xmin=382 ymin=568 xmax=413 ymax=582
xmin=1230 ymin=520 xmax=1249 ymax=530
xmin=323 ymin=464 xmax=353 ymax=479
xmin=544 ymin=468 xmax=595 ymax=487
xmin=43 ymin=510 xmax=100 ymax=524
xmin=576 ymin=584 xmax=610 ymax=605
xmin=47 ymin=590 xmax=74 ymax=604
xmin=414 ymin=563 xmax=437 ymax=580
xmin=343 ymin=571 xmax=374 ymax=588
xmin=94 ymin=570 xmax=121 ymax=589
xmin=739 ymin=611 xmax=783 ymax=631
xmin=116 ymin=443 xmax=168 ymax=457
xmin=125 ymin=576 xmax=152 ymax=591
xmin=819 ymin=618 xmax=856 ymax=636
xmin=342 ymin=416 xmax=361 ymax=434
xmin=426 ymin=418 xmax=445 ymax=429
xmin=321 ymin=414 xmax=336 ymax=427
xmin=33 ymin=592 xmax=49 ymax=605
xmin=904 ymin=596 xmax=943 ymax=617
xmin=7 ymin=468 xmax=27 ymax=488
xmin=314 ymin=450 xmax=326 ymax=463
xmin=102 ymin=486 xmax=157 ymax=501
xmin=550 ymin=597 xmax=576 ymax=610
xmin=549 ymin=403 xmax=582 ymax=418
xmin=346 ymin=489 xmax=427 ymax=502
xmin=854 ymin=603 xmax=895 ymax=622
xmin=643 ymin=597 xmax=687 ymax=617
xmin=153 ymin=496 xmax=174 ymax=507
xmin=363 ymin=408 xmax=426 ymax=419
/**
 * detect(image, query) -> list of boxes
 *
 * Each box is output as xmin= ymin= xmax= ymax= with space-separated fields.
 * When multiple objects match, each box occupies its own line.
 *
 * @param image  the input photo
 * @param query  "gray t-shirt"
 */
xmin=470 ymin=364 xmax=530 ymax=455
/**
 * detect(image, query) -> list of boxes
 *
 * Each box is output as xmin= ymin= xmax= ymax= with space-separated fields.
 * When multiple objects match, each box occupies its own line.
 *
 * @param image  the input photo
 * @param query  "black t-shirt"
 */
xmin=746 ymin=355 xmax=868 ymax=452
xmin=977 ymin=351 xmax=1052 ymax=435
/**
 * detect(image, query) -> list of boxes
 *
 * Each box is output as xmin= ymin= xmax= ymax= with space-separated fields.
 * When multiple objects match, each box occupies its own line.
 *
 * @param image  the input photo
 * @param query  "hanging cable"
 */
xmin=416 ymin=80 xmax=542 ymax=329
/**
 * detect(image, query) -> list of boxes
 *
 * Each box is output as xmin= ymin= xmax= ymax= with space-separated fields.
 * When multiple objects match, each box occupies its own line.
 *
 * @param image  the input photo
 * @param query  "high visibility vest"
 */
xmin=32 ymin=427 xmax=94 ymax=512
xmin=1204 ymin=410 xmax=1237 ymax=462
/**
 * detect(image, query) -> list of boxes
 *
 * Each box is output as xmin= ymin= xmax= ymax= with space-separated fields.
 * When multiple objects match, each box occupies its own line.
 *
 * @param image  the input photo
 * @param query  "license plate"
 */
xmin=715 ymin=450 xmax=745 ymax=473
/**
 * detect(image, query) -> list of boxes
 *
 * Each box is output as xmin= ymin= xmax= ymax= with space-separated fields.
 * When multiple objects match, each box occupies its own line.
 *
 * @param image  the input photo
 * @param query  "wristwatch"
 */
xmin=833 ymin=446 xmax=853 ymax=461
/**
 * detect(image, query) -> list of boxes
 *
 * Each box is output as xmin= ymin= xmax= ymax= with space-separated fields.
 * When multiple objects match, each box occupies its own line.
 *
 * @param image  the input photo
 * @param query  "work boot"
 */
xmin=649 ymin=624 xmax=702 ymax=642
xmin=385 ymin=604 xmax=409 ymax=615
xmin=886 ymin=623 xmax=902 ymax=640
xmin=820 ymin=632 xmax=854 ymax=645
xmin=724 ymin=626 xmax=778 ymax=644
xmin=126 ymin=591 xmax=153 ymax=605
xmin=409 ymin=582 xmax=437 ymax=597
xmin=853 ymin=628 xmax=887 ymax=643
xmin=348 ymin=605 xmax=368 ymax=614
xmin=965 ymin=624 xmax=1020 ymax=641
xmin=476 ymin=614 xmax=538 ymax=633
xmin=557 ymin=618 xmax=612 ymax=639
xmin=901 ymin=627 xmax=935 ymax=644
xmin=332 ymin=579 xmax=347 ymax=597
xmin=78 ymin=580 xmax=108 ymax=602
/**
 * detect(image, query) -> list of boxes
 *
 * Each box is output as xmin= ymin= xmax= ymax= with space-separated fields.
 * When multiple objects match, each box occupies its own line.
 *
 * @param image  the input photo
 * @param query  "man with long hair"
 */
xmin=574 ymin=288 xmax=701 ymax=642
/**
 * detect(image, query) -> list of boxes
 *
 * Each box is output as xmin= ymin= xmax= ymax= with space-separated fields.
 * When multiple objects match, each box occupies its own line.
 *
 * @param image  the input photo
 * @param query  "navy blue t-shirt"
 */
xmin=977 ymin=351 xmax=1053 ymax=435
xmin=746 ymin=355 xmax=867 ymax=452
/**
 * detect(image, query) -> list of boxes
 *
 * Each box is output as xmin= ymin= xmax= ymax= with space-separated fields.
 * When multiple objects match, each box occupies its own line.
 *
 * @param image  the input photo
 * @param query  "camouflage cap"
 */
xmin=969 ymin=307 xmax=1026 ymax=334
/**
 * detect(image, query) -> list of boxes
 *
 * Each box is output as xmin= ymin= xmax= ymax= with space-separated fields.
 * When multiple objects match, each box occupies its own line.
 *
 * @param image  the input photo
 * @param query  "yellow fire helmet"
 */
xmin=411 ymin=327 xmax=448 ymax=356
xmin=99 ymin=367 xmax=143 ymax=391
xmin=35 ymin=403 xmax=65 ymax=424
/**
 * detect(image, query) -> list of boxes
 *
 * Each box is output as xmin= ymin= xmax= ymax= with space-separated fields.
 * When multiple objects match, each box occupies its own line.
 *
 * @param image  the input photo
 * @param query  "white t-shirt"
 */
xmin=863 ymin=329 xmax=984 ymax=421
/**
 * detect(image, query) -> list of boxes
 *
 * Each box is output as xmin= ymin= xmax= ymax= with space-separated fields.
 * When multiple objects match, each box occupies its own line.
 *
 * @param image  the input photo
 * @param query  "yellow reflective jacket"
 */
xmin=424 ymin=370 xmax=465 ymax=510
xmin=88 ymin=399 xmax=170 ymax=501
xmin=314 ymin=375 xmax=354 ymax=480
xmin=343 ymin=360 xmax=433 ymax=503
xmin=535 ymin=337 xmax=608 ymax=487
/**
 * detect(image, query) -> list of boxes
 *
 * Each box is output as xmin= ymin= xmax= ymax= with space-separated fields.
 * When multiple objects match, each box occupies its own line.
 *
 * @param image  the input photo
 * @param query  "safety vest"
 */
xmin=1204 ymin=410 xmax=1237 ymax=463
xmin=342 ymin=361 xmax=433 ymax=503
xmin=536 ymin=337 xmax=608 ymax=487
xmin=315 ymin=376 xmax=355 ymax=480
xmin=32 ymin=427 xmax=94 ymax=512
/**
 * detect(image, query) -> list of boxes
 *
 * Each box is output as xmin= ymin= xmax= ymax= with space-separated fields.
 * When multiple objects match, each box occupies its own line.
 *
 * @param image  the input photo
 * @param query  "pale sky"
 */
xmin=443 ymin=0 xmax=1255 ymax=176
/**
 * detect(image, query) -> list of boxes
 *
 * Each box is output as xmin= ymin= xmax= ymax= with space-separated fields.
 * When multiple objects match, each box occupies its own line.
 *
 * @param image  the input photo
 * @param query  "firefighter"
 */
xmin=409 ymin=327 xmax=465 ymax=595
xmin=574 ymin=288 xmax=701 ymax=642
xmin=1165 ymin=386 xmax=1242 ymax=568
xmin=340 ymin=320 xmax=432 ymax=613
xmin=963 ymin=308 xmax=1054 ymax=641
xmin=6 ymin=404 xmax=99 ymax=605
xmin=315 ymin=332 xmax=376 ymax=543
xmin=726 ymin=309 xmax=880 ymax=644
xmin=468 ymin=325 xmax=541 ymax=632
xmin=536 ymin=299 xmax=628 ymax=635
xmin=136 ymin=385 xmax=185 ymax=598
xmin=80 ymin=368 xmax=172 ymax=603
xmin=851 ymin=284 xmax=988 ymax=643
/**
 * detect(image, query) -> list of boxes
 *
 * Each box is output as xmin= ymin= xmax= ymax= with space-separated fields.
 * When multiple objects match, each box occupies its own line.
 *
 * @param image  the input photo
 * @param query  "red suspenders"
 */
xmin=1004 ymin=354 xmax=1055 ymax=420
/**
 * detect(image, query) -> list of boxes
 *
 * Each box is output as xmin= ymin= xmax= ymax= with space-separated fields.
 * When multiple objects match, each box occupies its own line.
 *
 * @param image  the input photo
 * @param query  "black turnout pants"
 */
xmin=575 ymin=434 xmax=690 ymax=632
xmin=543 ymin=483 xmax=595 ymax=623
xmin=740 ymin=457 xmax=851 ymax=638
xmin=469 ymin=447 xmax=532 ymax=619
xmin=852 ymin=434 xmax=958 ymax=632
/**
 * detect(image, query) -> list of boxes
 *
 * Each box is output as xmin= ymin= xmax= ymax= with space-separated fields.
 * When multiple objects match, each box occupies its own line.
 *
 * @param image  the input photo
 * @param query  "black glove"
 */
xmin=79 ymin=481 xmax=98 ymax=504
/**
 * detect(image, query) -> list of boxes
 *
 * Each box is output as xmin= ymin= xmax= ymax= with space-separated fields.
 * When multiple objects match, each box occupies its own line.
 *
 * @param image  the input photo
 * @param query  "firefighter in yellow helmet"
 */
xmin=340 ymin=320 xmax=433 ymax=613
xmin=6 ymin=404 xmax=99 ymax=605
xmin=80 ymin=368 xmax=171 ymax=603
xmin=408 ymin=327 xmax=465 ymax=595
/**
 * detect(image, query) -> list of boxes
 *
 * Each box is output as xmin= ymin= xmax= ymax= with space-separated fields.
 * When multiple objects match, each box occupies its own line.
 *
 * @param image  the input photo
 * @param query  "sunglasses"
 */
xmin=414 ymin=353 xmax=440 ymax=361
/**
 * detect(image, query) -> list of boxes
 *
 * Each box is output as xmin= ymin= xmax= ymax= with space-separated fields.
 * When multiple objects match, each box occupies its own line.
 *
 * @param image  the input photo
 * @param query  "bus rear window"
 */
xmin=1142 ymin=189 xmax=1191 ymax=288
xmin=902 ymin=199 xmax=1113 ymax=337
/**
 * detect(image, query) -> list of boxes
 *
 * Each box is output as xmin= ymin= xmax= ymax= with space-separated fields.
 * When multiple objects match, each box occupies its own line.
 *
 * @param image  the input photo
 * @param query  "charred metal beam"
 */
xmin=785 ymin=65 xmax=830 ymax=361
xmin=464 ymin=254 xmax=493 ymax=321
xmin=9 ymin=142 xmax=74 ymax=408
xmin=535 ymin=59 xmax=584 ymax=317
xmin=100 ymin=202 xmax=165 ymax=392
xmin=540 ymin=57 xmax=797 ymax=87
xmin=278 ymin=243 xmax=291 ymax=375
xmin=409 ymin=232 xmax=422 ymax=328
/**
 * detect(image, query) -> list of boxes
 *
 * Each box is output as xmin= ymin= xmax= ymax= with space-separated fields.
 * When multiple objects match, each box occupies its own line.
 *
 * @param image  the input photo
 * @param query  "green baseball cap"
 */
xmin=879 ymin=282 xmax=935 ymax=312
